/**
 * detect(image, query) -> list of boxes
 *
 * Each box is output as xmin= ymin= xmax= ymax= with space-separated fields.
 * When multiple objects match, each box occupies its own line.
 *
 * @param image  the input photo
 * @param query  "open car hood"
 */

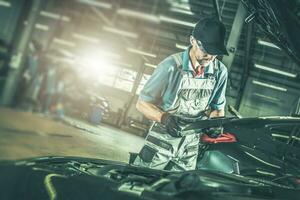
xmin=242 ymin=0 xmax=300 ymax=66
xmin=0 ymin=117 xmax=299 ymax=200
xmin=0 ymin=156 xmax=299 ymax=200
xmin=182 ymin=116 xmax=300 ymax=175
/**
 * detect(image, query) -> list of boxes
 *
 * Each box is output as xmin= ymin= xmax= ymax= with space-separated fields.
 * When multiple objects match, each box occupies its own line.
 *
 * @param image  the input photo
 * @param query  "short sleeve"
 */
xmin=139 ymin=61 xmax=170 ymax=104
xmin=210 ymin=63 xmax=228 ymax=110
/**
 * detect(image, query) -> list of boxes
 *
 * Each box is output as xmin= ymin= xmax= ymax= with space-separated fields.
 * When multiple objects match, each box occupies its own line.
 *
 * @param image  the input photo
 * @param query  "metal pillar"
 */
xmin=121 ymin=60 xmax=146 ymax=125
xmin=222 ymin=1 xmax=247 ymax=71
xmin=212 ymin=0 xmax=221 ymax=21
xmin=295 ymin=97 xmax=300 ymax=116
xmin=228 ymin=105 xmax=242 ymax=118
xmin=1 ymin=0 xmax=42 ymax=106
xmin=235 ymin=20 xmax=253 ymax=110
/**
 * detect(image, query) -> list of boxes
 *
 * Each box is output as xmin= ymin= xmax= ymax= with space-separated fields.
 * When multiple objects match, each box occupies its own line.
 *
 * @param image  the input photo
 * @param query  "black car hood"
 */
xmin=0 ymin=156 xmax=299 ymax=200
xmin=242 ymin=0 xmax=300 ymax=66
xmin=183 ymin=117 xmax=300 ymax=174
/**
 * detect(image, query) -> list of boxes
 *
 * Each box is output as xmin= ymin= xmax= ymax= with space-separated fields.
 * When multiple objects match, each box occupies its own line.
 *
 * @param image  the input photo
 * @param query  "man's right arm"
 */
xmin=136 ymin=58 xmax=171 ymax=122
xmin=136 ymin=100 xmax=164 ymax=123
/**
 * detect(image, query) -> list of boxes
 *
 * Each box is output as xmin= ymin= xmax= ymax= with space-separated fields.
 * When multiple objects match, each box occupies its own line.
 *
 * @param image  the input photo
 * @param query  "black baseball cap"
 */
xmin=192 ymin=17 xmax=228 ymax=56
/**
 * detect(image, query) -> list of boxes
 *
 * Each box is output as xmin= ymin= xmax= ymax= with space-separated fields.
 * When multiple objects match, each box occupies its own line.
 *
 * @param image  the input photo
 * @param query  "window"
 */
xmin=98 ymin=66 xmax=119 ymax=87
xmin=114 ymin=68 xmax=137 ymax=92
xmin=136 ymin=74 xmax=151 ymax=95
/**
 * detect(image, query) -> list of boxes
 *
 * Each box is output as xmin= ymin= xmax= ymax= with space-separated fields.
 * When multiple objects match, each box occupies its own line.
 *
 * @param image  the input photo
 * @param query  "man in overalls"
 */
xmin=133 ymin=17 xmax=228 ymax=171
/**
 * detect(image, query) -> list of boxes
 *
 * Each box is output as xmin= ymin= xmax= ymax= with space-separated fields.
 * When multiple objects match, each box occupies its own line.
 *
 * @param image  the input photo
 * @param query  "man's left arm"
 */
xmin=209 ymin=63 xmax=228 ymax=118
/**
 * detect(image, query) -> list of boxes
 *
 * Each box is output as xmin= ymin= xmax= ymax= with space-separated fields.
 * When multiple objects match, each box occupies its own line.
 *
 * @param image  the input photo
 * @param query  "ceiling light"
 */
xmin=170 ymin=2 xmax=191 ymax=11
xmin=45 ymin=54 xmax=74 ymax=64
xmin=72 ymin=33 xmax=99 ymax=44
xmin=169 ymin=7 xmax=194 ymax=15
xmin=77 ymin=0 xmax=112 ymax=9
xmin=176 ymin=43 xmax=188 ymax=50
xmin=127 ymin=48 xmax=157 ymax=58
xmin=103 ymin=26 xmax=138 ymax=38
xmin=144 ymin=28 xmax=175 ymax=40
xmin=256 ymin=170 xmax=276 ymax=176
xmin=35 ymin=23 xmax=49 ymax=31
xmin=253 ymin=93 xmax=280 ymax=102
xmin=56 ymin=49 xmax=75 ymax=58
xmin=159 ymin=15 xmax=195 ymax=27
xmin=40 ymin=11 xmax=70 ymax=22
xmin=254 ymin=63 xmax=297 ymax=78
xmin=53 ymin=38 xmax=76 ymax=47
xmin=117 ymin=9 xmax=160 ymax=23
xmin=252 ymin=80 xmax=287 ymax=92
xmin=257 ymin=39 xmax=281 ymax=50
xmin=0 ymin=0 xmax=10 ymax=7
xmin=24 ymin=21 xmax=49 ymax=31
xmin=145 ymin=63 xmax=156 ymax=68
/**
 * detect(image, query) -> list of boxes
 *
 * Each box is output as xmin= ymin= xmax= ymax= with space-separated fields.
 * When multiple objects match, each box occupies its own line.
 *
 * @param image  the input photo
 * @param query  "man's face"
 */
xmin=190 ymin=36 xmax=217 ymax=66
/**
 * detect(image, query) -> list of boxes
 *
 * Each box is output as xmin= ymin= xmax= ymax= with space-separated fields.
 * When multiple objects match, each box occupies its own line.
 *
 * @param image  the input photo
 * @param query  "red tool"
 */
xmin=201 ymin=133 xmax=237 ymax=143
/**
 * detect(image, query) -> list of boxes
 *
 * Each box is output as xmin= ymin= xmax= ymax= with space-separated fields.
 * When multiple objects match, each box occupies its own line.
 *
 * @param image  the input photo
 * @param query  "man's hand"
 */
xmin=161 ymin=113 xmax=182 ymax=137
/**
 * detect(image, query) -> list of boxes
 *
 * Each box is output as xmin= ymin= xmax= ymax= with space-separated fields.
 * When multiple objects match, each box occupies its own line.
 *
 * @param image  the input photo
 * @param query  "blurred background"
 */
xmin=0 ymin=0 xmax=299 ymax=160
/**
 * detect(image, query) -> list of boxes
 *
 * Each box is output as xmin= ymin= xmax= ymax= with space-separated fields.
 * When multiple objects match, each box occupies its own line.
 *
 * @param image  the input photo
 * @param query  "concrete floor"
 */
xmin=0 ymin=108 xmax=144 ymax=163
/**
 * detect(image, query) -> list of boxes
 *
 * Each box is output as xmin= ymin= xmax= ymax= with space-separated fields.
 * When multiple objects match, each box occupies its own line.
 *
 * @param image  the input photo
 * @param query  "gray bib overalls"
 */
xmin=133 ymin=53 xmax=218 ymax=171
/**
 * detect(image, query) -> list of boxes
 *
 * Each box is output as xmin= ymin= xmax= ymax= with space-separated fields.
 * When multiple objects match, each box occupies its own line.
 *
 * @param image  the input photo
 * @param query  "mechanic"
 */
xmin=133 ymin=17 xmax=229 ymax=171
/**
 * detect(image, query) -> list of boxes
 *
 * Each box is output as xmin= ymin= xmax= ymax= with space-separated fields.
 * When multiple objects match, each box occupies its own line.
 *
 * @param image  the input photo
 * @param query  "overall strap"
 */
xmin=172 ymin=52 xmax=183 ymax=69
xmin=212 ymin=59 xmax=220 ymax=79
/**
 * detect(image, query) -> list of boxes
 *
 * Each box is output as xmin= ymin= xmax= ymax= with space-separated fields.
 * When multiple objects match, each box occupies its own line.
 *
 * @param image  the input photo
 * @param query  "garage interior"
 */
xmin=0 ymin=0 xmax=299 ymax=163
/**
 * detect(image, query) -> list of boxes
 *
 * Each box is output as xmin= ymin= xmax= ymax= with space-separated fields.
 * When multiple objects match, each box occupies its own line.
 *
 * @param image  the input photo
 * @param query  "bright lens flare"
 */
xmin=76 ymin=49 xmax=119 ymax=84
